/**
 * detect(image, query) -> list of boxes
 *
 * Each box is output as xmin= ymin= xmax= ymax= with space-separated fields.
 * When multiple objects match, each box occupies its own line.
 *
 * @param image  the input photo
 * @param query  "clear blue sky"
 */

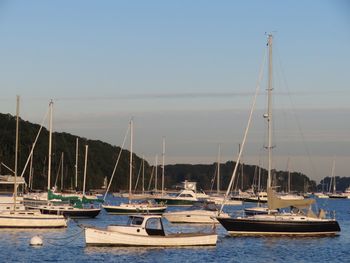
xmin=0 ymin=0 xmax=349 ymax=182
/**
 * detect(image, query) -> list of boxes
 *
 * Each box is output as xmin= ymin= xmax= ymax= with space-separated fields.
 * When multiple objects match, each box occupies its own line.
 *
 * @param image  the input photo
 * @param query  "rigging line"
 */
xmin=210 ymin=162 xmax=218 ymax=192
xmin=103 ymin=123 xmax=130 ymax=201
xmin=275 ymin=45 xmax=319 ymax=179
xmin=219 ymin=46 xmax=267 ymax=215
xmin=20 ymin=106 xmax=50 ymax=178
xmin=53 ymin=153 xmax=63 ymax=188
xmin=147 ymin=165 xmax=155 ymax=191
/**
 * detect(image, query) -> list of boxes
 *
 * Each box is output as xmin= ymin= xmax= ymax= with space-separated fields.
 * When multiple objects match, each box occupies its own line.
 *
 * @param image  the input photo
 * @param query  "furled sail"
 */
xmin=267 ymin=187 xmax=315 ymax=210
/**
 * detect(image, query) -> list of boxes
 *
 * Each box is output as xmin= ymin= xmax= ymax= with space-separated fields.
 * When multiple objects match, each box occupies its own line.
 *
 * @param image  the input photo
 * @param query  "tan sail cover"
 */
xmin=267 ymin=187 xmax=315 ymax=210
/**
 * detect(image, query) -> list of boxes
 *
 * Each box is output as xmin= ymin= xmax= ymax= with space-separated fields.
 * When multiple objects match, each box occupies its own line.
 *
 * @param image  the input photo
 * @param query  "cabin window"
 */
xmin=130 ymin=217 xmax=144 ymax=226
xmin=179 ymin=194 xmax=193 ymax=198
xmin=145 ymin=218 xmax=165 ymax=236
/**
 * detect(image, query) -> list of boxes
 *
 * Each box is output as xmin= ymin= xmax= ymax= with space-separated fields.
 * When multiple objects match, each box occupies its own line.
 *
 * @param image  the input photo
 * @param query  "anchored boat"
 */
xmin=84 ymin=215 xmax=217 ymax=246
xmin=217 ymin=34 xmax=341 ymax=237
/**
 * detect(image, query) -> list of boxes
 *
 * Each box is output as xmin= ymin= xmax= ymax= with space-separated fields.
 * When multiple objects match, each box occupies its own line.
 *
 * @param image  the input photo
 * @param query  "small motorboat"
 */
xmin=163 ymin=202 xmax=230 ymax=224
xmin=84 ymin=215 xmax=217 ymax=247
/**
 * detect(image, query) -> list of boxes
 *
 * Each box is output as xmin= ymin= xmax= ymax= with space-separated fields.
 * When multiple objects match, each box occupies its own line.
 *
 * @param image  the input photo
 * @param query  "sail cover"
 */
xmin=267 ymin=187 xmax=315 ymax=210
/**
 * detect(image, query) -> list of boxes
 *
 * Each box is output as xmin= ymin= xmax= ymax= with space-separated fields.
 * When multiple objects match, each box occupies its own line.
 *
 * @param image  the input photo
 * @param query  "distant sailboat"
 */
xmin=328 ymin=158 xmax=347 ymax=199
xmin=38 ymin=145 xmax=102 ymax=218
xmin=103 ymin=119 xmax=167 ymax=214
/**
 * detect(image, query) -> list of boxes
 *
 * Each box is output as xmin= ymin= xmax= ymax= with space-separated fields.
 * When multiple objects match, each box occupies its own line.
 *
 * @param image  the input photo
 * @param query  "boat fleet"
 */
xmin=1 ymin=34 xmax=346 ymax=247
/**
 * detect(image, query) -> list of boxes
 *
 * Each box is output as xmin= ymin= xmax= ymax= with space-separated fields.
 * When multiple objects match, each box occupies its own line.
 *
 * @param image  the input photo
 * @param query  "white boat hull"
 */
xmin=0 ymin=211 xmax=67 ymax=228
xmin=207 ymin=197 xmax=242 ymax=206
xmin=163 ymin=210 xmax=229 ymax=224
xmin=85 ymin=227 xmax=217 ymax=246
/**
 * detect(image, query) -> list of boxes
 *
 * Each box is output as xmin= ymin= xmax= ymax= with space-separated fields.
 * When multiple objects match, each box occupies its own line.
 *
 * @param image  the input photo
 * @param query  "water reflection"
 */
xmin=84 ymin=245 xmax=216 ymax=256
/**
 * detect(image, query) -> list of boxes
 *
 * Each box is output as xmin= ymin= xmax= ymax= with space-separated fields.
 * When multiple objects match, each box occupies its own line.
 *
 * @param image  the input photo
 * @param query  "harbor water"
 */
xmin=1 ymin=196 xmax=349 ymax=263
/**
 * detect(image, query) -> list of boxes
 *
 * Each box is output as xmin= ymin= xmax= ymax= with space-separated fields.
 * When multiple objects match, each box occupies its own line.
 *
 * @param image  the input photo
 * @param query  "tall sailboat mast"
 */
xmin=331 ymin=158 xmax=336 ymax=193
xmin=48 ymin=100 xmax=53 ymax=191
xmin=83 ymin=145 xmax=88 ymax=196
xmin=266 ymin=34 xmax=273 ymax=189
xmin=75 ymin=138 xmax=79 ymax=190
xmin=29 ymin=143 xmax=34 ymax=190
xmin=217 ymin=144 xmax=221 ymax=194
xmin=129 ymin=119 xmax=133 ymax=202
xmin=161 ymin=137 xmax=165 ymax=196
xmin=142 ymin=156 xmax=145 ymax=194
xmin=61 ymin=152 xmax=64 ymax=191
xmin=14 ymin=95 xmax=20 ymax=211
xmin=155 ymin=155 xmax=158 ymax=192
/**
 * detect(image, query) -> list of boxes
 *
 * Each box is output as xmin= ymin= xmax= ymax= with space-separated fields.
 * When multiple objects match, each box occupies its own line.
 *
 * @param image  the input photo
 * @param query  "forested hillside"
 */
xmin=2 ymin=112 xmax=343 ymax=193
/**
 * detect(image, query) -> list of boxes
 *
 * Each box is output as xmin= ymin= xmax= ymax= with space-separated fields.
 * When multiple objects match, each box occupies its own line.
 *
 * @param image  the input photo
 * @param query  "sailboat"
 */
xmin=102 ymin=119 xmax=167 ymax=214
xmin=0 ymin=97 xmax=67 ymax=228
xmin=328 ymin=158 xmax=347 ymax=199
xmin=38 ymin=145 xmax=102 ymax=218
xmin=217 ymin=34 xmax=340 ymax=236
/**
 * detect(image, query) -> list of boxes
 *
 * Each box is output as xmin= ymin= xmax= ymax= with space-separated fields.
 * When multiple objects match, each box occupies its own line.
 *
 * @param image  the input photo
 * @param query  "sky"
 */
xmin=0 ymin=0 xmax=349 ymax=183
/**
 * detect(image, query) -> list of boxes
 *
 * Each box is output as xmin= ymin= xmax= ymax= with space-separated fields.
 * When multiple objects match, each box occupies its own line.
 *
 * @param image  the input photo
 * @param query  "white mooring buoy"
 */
xmin=30 ymin=235 xmax=43 ymax=246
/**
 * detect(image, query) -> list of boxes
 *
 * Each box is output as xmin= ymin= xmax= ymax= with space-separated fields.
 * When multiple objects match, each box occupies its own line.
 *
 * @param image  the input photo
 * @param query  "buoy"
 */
xmin=30 ymin=235 xmax=43 ymax=246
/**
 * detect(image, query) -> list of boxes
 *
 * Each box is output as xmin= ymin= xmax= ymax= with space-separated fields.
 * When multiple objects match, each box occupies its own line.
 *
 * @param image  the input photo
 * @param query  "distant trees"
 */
xmin=0 ymin=113 xmax=331 ymax=193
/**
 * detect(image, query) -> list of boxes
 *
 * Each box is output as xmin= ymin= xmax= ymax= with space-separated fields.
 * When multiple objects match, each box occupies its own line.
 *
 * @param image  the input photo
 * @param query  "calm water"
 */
xmin=1 ymin=196 xmax=349 ymax=263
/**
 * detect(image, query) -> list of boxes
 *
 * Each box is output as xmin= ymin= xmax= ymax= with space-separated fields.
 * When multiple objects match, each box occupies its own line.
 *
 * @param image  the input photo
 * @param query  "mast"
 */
xmin=14 ymin=95 xmax=20 ymax=211
xmin=83 ymin=145 xmax=88 ymax=196
xmin=161 ymin=137 xmax=165 ymax=196
xmin=142 ymin=155 xmax=145 ymax=194
xmin=257 ymin=160 xmax=262 ymax=192
xmin=61 ymin=152 xmax=64 ymax=191
xmin=238 ymin=143 xmax=243 ymax=190
xmin=47 ymin=100 xmax=53 ymax=191
xmin=155 ymin=155 xmax=158 ymax=192
xmin=129 ymin=119 xmax=133 ymax=202
xmin=217 ymin=144 xmax=221 ymax=194
xmin=266 ymin=34 xmax=273 ymax=189
xmin=331 ymin=158 xmax=336 ymax=193
xmin=75 ymin=137 xmax=79 ymax=190
xmin=29 ymin=144 xmax=34 ymax=190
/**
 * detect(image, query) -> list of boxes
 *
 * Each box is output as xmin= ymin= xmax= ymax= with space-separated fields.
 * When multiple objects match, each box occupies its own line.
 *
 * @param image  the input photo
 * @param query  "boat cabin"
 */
xmin=108 ymin=215 xmax=165 ymax=236
xmin=128 ymin=215 xmax=165 ymax=236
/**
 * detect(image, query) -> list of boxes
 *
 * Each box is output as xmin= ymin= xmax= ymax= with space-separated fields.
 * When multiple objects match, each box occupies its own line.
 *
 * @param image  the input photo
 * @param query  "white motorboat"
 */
xmin=163 ymin=201 xmax=230 ymax=224
xmin=343 ymin=187 xmax=350 ymax=199
xmin=314 ymin=192 xmax=329 ymax=199
xmin=163 ymin=209 xmax=230 ymax=224
xmin=153 ymin=189 xmax=204 ymax=206
xmin=207 ymin=195 xmax=242 ymax=206
xmin=84 ymin=215 xmax=217 ymax=246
